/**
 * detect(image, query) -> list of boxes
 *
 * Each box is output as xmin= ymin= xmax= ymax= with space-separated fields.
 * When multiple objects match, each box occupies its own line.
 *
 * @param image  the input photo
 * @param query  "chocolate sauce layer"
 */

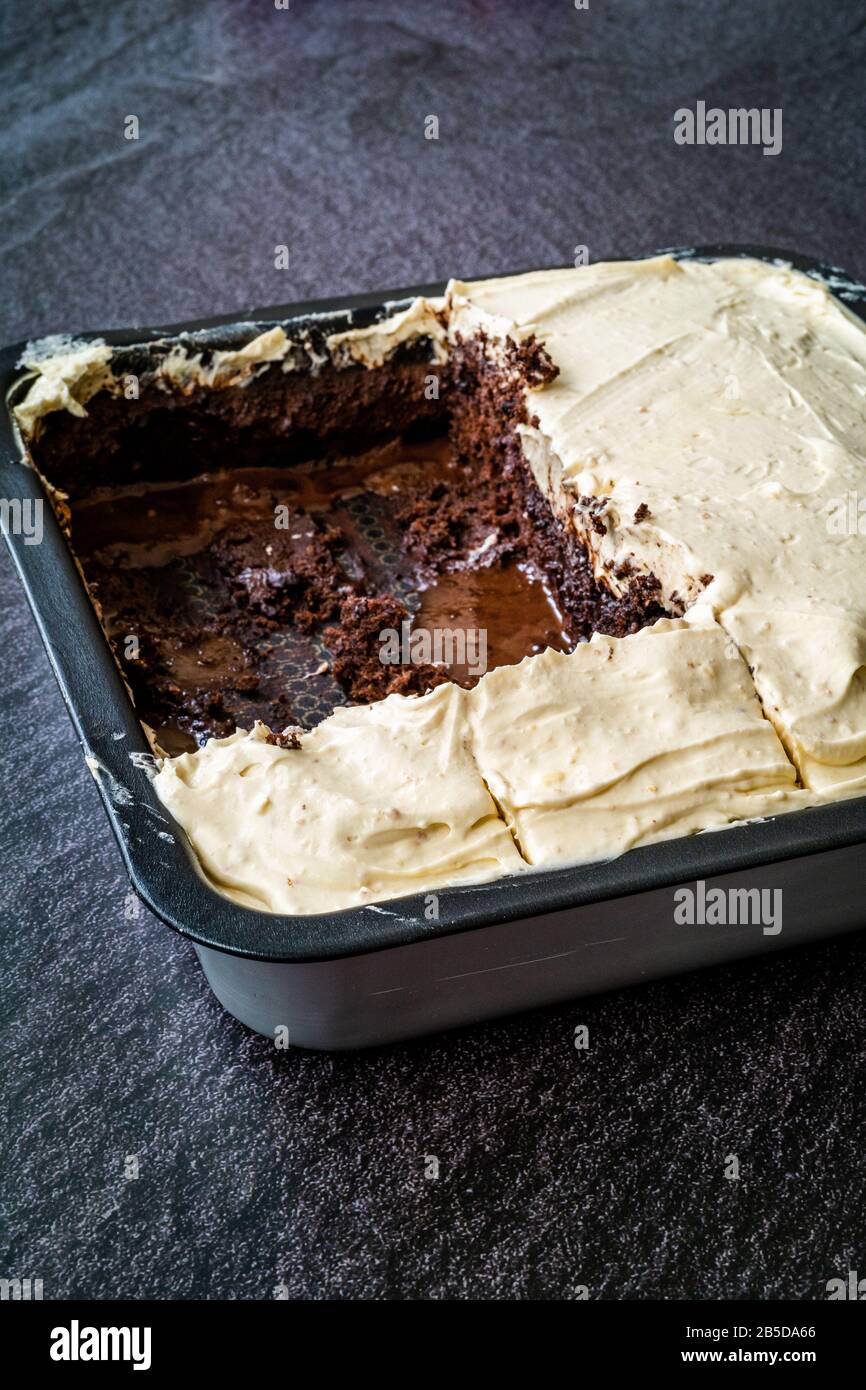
xmin=414 ymin=565 xmax=569 ymax=683
xmin=68 ymin=435 xmax=576 ymax=749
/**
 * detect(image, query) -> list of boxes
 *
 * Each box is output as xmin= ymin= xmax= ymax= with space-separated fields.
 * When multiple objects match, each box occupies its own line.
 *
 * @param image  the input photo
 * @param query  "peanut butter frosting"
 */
xmin=448 ymin=256 xmax=866 ymax=792
xmin=466 ymin=618 xmax=807 ymax=866
xmin=154 ymin=617 xmax=817 ymax=914
xmin=153 ymin=680 xmax=523 ymax=914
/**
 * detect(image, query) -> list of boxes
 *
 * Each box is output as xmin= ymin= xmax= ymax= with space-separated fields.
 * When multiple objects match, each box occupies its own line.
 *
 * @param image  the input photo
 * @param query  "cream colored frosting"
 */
xmin=448 ymin=257 xmax=866 ymax=791
xmin=467 ymin=617 xmax=807 ymax=866
xmin=157 ymin=326 xmax=293 ymax=390
xmin=153 ymin=681 xmax=523 ymax=914
xmin=326 ymin=297 xmax=448 ymax=367
xmin=154 ymin=616 xmax=822 ymax=914
xmin=13 ymin=340 xmax=115 ymax=438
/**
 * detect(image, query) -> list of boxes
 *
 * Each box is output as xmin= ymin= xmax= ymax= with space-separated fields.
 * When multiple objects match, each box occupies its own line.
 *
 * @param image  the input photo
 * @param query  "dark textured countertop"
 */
xmin=2 ymin=0 xmax=865 ymax=1300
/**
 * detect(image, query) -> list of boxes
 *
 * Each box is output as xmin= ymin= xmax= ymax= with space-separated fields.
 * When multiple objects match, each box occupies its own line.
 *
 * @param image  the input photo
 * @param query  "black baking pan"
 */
xmin=3 ymin=244 xmax=866 ymax=1048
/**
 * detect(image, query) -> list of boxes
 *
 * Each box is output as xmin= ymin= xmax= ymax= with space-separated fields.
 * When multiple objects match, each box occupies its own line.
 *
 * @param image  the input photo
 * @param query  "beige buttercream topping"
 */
xmin=326 ymin=296 xmax=447 ymax=367
xmin=467 ymin=617 xmax=810 ymax=867
xmin=154 ymin=617 xmax=841 ymax=915
xmin=153 ymin=681 xmax=524 ymax=915
xmin=448 ymin=256 xmax=866 ymax=787
xmin=156 ymin=326 xmax=292 ymax=390
xmin=13 ymin=341 xmax=116 ymax=438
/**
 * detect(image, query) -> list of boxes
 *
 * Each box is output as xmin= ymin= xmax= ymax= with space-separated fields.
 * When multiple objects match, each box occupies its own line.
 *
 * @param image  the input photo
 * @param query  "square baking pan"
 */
xmin=3 ymin=243 xmax=866 ymax=1050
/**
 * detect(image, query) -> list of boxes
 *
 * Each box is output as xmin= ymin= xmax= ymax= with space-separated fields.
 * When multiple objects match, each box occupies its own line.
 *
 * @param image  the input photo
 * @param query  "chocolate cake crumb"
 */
xmin=214 ymin=514 xmax=353 ymax=632
xmin=324 ymin=595 xmax=448 ymax=704
xmin=266 ymin=729 xmax=303 ymax=749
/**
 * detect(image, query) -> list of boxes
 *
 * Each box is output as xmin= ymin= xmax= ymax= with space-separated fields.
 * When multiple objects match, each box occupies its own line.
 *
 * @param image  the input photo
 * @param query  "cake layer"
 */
xmin=448 ymin=256 xmax=866 ymax=792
